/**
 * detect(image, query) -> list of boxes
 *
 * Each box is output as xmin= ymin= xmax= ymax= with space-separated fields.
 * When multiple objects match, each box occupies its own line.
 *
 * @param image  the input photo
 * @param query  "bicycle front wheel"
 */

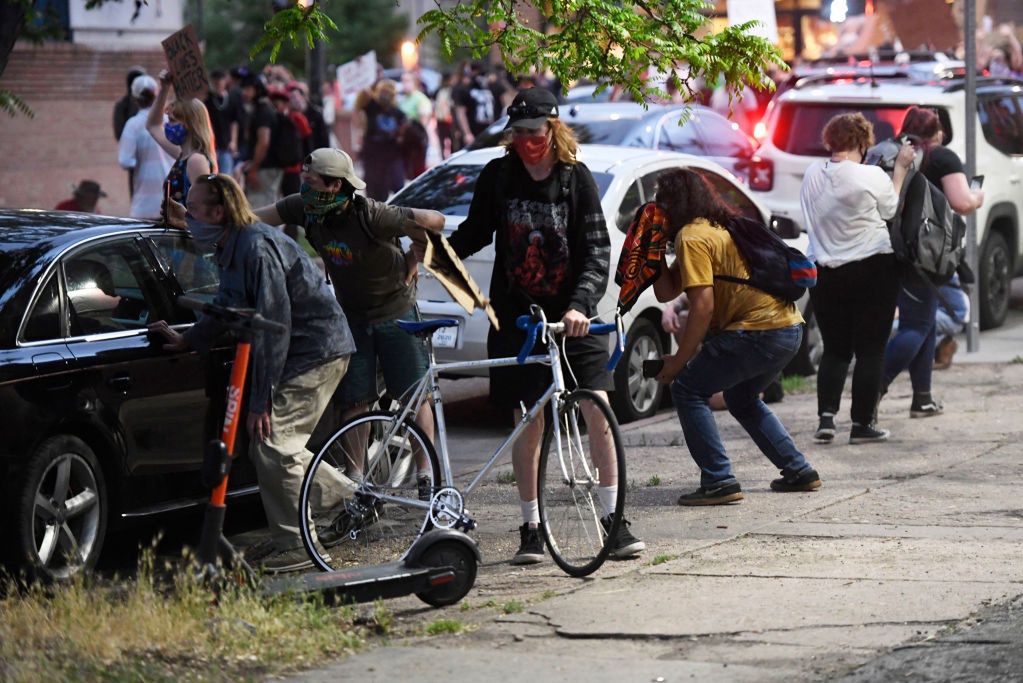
xmin=538 ymin=389 xmax=626 ymax=577
xmin=299 ymin=410 xmax=440 ymax=572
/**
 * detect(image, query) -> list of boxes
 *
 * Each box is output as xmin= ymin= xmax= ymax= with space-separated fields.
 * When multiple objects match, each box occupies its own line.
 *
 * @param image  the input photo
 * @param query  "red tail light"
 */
xmin=749 ymin=156 xmax=774 ymax=192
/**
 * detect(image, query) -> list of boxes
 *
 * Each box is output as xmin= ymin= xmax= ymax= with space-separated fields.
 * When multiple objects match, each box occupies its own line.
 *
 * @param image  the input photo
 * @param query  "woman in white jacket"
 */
xmin=800 ymin=112 xmax=914 ymax=444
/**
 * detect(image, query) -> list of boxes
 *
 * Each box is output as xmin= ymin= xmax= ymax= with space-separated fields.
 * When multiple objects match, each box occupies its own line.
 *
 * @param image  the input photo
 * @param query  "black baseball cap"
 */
xmin=505 ymin=88 xmax=559 ymax=130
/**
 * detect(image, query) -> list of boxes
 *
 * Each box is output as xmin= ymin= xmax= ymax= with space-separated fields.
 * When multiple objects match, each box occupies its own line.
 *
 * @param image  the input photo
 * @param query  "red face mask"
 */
xmin=513 ymin=132 xmax=552 ymax=165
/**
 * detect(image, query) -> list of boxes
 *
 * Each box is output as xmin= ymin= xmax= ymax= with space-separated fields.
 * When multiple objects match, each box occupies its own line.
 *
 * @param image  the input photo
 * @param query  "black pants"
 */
xmin=810 ymin=253 xmax=899 ymax=425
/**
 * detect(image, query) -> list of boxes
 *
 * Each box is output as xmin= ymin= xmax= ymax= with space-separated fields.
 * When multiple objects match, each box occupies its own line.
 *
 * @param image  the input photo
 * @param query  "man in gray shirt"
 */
xmin=255 ymin=148 xmax=445 ymax=496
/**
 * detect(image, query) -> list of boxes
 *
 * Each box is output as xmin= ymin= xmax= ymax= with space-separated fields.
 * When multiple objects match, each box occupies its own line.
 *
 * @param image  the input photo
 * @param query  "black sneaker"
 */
xmin=770 ymin=467 xmax=822 ymax=492
xmin=677 ymin=483 xmax=744 ymax=506
xmin=814 ymin=415 xmax=836 ymax=443
xmin=849 ymin=422 xmax=890 ymax=443
xmin=318 ymin=498 xmax=380 ymax=548
xmin=600 ymin=515 xmax=646 ymax=558
xmin=910 ymin=400 xmax=943 ymax=418
xmin=511 ymin=524 xmax=544 ymax=565
xmin=417 ymin=475 xmax=432 ymax=502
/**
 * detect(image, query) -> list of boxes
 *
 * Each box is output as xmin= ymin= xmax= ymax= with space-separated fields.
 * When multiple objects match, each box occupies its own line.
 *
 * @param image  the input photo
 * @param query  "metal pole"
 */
xmin=306 ymin=39 xmax=325 ymax=108
xmin=964 ymin=0 xmax=980 ymax=352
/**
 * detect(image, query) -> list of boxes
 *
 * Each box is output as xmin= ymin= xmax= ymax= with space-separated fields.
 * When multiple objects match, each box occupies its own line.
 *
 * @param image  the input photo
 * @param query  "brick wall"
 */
xmin=0 ymin=43 xmax=168 ymax=216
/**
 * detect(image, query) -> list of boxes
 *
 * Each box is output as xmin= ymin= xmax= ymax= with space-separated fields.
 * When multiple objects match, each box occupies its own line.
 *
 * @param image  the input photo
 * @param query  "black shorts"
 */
xmin=487 ymin=325 xmax=614 ymax=409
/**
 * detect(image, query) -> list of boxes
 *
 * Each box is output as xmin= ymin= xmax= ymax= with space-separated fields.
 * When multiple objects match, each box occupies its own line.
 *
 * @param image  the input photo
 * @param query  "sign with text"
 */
xmin=336 ymin=50 xmax=378 ymax=99
xmin=890 ymin=0 xmax=960 ymax=51
xmin=161 ymin=25 xmax=208 ymax=100
xmin=727 ymin=0 xmax=778 ymax=44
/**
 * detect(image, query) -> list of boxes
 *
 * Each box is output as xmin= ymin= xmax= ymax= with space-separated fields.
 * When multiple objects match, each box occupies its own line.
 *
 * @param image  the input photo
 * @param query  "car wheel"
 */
xmin=12 ymin=435 xmax=107 ymax=581
xmin=979 ymin=231 xmax=1011 ymax=331
xmin=611 ymin=319 xmax=664 ymax=423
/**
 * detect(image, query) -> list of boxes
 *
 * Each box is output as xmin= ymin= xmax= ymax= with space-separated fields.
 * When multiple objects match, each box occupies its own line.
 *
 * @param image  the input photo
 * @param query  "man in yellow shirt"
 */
xmin=651 ymin=169 xmax=821 ymax=505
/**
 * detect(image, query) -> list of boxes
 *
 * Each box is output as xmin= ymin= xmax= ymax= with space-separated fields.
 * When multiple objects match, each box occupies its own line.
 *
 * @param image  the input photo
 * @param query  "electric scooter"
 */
xmin=180 ymin=296 xmax=478 ymax=607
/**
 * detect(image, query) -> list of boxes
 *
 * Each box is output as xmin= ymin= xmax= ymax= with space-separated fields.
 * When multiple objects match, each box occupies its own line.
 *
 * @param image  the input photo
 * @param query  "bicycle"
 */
xmin=298 ymin=306 xmax=628 ymax=577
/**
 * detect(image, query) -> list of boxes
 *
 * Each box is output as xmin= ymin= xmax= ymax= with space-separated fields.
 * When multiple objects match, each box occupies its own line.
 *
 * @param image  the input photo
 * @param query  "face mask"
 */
xmin=513 ymin=133 xmax=552 ymax=165
xmin=300 ymin=182 xmax=349 ymax=218
xmin=164 ymin=122 xmax=187 ymax=146
xmin=185 ymin=214 xmax=226 ymax=251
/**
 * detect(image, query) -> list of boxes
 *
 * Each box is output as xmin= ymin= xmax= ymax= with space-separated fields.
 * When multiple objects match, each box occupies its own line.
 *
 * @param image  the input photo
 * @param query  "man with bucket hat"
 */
xmin=55 ymin=180 xmax=107 ymax=213
xmin=254 ymin=148 xmax=445 ymax=494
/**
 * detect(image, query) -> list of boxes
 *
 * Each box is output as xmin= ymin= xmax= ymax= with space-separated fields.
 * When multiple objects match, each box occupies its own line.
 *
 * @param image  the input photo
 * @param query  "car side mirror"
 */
xmin=770 ymin=215 xmax=801 ymax=240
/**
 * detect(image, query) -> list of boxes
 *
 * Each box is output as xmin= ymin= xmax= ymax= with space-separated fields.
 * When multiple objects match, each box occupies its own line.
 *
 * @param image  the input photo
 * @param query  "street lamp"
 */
xmin=400 ymin=40 xmax=418 ymax=71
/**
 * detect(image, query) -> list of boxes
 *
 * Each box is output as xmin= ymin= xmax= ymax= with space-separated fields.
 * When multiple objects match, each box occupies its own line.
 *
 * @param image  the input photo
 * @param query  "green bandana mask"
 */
xmin=300 ymin=183 xmax=349 ymax=223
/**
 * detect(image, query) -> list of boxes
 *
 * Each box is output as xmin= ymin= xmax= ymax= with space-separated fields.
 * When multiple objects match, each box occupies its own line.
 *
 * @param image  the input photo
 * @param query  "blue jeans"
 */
xmin=884 ymin=273 xmax=938 ymax=393
xmin=216 ymin=150 xmax=234 ymax=175
xmin=671 ymin=325 xmax=811 ymax=489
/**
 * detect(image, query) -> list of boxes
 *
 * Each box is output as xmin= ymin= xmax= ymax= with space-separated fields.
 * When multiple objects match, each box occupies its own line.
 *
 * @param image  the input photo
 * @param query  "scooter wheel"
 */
xmin=414 ymin=539 xmax=478 ymax=607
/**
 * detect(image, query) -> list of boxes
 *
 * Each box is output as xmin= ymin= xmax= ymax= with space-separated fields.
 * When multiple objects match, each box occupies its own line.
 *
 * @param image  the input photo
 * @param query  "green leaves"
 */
xmin=417 ymin=0 xmax=784 ymax=106
xmin=0 ymin=89 xmax=33 ymax=118
xmin=250 ymin=5 xmax=339 ymax=63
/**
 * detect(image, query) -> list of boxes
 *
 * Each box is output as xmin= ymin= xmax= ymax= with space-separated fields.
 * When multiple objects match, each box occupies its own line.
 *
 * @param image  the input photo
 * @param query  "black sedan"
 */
xmin=0 ymin=210 xmax=256 ymax=580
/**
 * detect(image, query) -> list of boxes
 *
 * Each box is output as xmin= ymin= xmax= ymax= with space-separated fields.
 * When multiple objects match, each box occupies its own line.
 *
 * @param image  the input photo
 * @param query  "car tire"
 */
xmin=611 ymin=318 xmax=664 ymax=423
xmin=12 ymin=435 xmax=107 ymax=581
xmin=979 ymin=231 xmax=1011 ymax=331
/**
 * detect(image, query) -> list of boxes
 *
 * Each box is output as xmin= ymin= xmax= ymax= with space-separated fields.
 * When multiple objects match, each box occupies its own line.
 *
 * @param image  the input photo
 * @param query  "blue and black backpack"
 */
xmin=715 ymin=215 xmax=817 ymax=302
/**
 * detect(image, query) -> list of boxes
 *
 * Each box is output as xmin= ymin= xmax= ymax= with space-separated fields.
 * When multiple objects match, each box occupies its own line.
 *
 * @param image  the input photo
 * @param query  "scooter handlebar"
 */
xmin=178 ymin=296 xmax=288 ymax=336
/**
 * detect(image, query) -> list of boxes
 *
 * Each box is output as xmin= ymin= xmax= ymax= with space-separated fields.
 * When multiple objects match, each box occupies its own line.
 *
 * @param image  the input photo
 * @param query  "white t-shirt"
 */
xmin=117 ymin=108 xmax=174 ymax=220
xmin=800 ymin=159 xmax=899 ymax=267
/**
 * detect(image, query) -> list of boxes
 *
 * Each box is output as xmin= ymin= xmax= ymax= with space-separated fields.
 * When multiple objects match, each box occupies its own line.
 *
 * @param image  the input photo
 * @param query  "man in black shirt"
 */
xmin=447 ymin=88 xmax=645 ymax=564
xmin=205 ymin=69 xmax=238 ymax=174
xmin=452 ymin=61 xmax=498 ymax=147
xmin=238 ymin=74 xmax=282 ymax=208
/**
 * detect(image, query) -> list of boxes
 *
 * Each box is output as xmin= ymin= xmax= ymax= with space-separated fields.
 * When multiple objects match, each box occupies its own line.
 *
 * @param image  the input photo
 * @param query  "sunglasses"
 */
xmin=507 ymin=102 xmax=558 ymax=120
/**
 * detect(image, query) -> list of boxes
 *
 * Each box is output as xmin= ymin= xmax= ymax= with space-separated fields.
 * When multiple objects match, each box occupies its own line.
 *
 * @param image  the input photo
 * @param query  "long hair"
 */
xmin=170 ymin=97 xmax=217 ymax=169
xmin=502 ymin=118 xmax=579 ymax=164
xmin=194 ymin=174 xmax=258 ymax=227
xmin=654 ymin=168 xmax=737 ymax=239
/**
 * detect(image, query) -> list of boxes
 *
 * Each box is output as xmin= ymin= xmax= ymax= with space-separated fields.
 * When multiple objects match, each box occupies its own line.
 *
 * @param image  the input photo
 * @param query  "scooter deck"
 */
xmin=262 ymin=562 xmax=457 ymax=605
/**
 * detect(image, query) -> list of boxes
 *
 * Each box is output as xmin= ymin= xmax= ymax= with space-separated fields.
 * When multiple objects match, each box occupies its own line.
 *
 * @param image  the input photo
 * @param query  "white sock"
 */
xmin=597 ymin=485 xmax=617 ymax=517
xmin=520 ymin=499 xmax=540 ymax=527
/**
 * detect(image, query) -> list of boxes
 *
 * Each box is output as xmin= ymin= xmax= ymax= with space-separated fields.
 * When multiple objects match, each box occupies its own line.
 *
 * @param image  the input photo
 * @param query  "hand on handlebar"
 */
xmin=561 ymin=309 xmax=590 ymax=338
xmin=147 ymin=320 xmax=188 ymax=351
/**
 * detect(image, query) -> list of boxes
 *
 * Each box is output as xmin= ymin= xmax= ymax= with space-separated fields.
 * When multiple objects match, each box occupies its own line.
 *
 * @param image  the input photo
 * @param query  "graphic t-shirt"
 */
xmin=276 ymin=194 xmax=414 ymax=323
xmin=453 ymin=76 xmax=498 ymax=135
xmin=674 ymin=218 xmax=802 ymax=333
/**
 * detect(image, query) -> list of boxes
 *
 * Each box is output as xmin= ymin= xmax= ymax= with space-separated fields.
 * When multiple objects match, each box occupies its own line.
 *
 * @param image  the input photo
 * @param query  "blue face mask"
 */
xmin=164 ymin=122 xmax=187 ymax=146
xmin=185 ymin=214 xmax=226 ymax=251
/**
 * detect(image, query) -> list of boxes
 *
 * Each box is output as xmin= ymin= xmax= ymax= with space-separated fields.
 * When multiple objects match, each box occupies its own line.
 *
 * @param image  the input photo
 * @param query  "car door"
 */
xmin=62 ymin=235 xmax=210 ymax=489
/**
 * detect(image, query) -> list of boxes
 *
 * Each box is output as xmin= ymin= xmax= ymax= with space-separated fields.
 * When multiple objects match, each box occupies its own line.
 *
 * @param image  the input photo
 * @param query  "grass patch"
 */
xmin=651 ymin=554 xmax=676 ymax=566
xmin=0 ymin=548 xmax=364 ymax=682
xmin=482 ymin=598 xmax=498 ymax=608
xmin=646 ymin=475 xmax=661 ymax=487
xmin=424 ymin=619 xmax=464 ymax=636
xmin=1011 ymin=355 xmax=1023 ymax=365
xmin=496 ymin=470 xmax=516 ymax=485
xmin=501 ymin=600 xmax=524 ymax=614
xmin=781 ymin=375 xmax=813 ymax=394
xmin=540 ymin=590 xmax=557 ymax=601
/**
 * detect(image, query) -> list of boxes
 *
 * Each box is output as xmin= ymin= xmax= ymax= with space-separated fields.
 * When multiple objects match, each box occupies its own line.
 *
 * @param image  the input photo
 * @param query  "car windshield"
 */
xmin=391 ymin=164 xmax=614 ymax=214
xmin=568 ymin=119 xmax=642 ymax=145
xmin=772 ymin=102 xmax=954 ymax=155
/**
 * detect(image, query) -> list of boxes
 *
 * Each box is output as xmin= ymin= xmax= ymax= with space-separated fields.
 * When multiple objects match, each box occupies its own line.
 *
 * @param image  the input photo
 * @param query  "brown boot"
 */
xmin=934 ymin=336 xmax=958 ymax=370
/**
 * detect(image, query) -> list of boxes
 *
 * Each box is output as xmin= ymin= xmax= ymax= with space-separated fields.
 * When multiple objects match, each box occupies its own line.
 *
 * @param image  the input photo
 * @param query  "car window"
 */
xmin=639 ymin=170 xmax=663 ymax=202
xmin=616 ymin=181 xmax=643 ymax=233
xmin=390 ymin=164 xmax=614 ymax=215
xmin=697 ymin=115 xmax=754 ymax=157
xmin=656 ymin=115 xmax=703 ymax=154
xmin=64 ymin=239 xmax=170 ymax=336
xmin=149 ymin=233 xmax=220 ymax=316
xmin=979 ymin=95 xmax=1023 ymax=156
xmin=693 ymin=169 xmax=762 ymax=221
xmin=23 ymin=273 xmax=61 ymax=342
xmin=567 ymin=118 xmax=641 ymax=145
xmin=772 ymin=102 xmax=953 ymax=155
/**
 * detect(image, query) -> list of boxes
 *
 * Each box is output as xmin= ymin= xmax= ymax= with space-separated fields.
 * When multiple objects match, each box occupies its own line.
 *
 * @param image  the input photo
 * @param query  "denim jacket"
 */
xmin=184 ymin=221 xmax=356 ymax=412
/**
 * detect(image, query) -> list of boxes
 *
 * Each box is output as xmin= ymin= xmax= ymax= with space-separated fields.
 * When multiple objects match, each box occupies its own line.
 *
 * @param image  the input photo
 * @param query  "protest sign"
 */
xmin=161 ymin=25 xmax=208 ymax=100
xmin=423 ymin=232 xmax=500 ymax=331
xmin=336 ymin=50 xmax=378 ymax=99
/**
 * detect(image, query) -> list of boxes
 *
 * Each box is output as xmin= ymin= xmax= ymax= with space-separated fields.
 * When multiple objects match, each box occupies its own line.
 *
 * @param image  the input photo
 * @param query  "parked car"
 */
xmin=460 ymin=102 xmax=757 ymax=183
xmin=750 ymin=68 xmax=1023 ymax=329
xmin=0 ymin=211 xmax=254 ymax=580
xmin=390 ymin=145 xmax=804 ymax=423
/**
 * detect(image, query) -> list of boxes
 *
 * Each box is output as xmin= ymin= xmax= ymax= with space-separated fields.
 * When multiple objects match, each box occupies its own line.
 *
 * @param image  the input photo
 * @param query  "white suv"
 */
xmin=749 ymin=69 xmax=1023 ymax=329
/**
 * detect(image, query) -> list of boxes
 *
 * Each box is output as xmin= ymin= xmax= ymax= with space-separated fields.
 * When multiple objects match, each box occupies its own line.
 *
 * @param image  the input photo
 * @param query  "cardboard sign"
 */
xmin=889 ymin=0 xmax=960 ymax=51
xmin=161 ymin=25 xmax=209 ymax=100
xmin=423 ymin=232 xmax=500 ymax=331
xmin=336 ymin=50 xmax=378 ymax=99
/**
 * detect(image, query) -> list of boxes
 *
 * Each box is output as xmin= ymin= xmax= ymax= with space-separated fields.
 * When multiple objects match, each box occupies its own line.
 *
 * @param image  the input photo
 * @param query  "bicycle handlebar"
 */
xmin=514 ymin=314 xmax=624 ymax=371
xmin=178 ymin=296 xmax=288 ymax=336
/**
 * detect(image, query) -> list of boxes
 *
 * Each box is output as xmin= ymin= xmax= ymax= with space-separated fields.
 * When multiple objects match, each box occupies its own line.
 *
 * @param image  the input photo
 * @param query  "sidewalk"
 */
xmin=288 ymin=362 xmax=1023 ymax=682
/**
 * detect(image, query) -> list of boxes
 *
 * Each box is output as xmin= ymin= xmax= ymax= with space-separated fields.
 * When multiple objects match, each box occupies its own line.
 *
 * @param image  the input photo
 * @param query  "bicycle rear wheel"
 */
xmin=538 ymin=389 xmax=626 ymax=577
xmin=299 ymin=410 xmax=440 ymax=572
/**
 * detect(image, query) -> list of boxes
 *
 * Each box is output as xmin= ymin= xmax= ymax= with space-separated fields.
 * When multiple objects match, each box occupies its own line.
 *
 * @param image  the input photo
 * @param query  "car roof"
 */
xmin=0 ymin=210 xmax=153 ymax=254
xmin=436 ymin=144 xmax=714 ymax=175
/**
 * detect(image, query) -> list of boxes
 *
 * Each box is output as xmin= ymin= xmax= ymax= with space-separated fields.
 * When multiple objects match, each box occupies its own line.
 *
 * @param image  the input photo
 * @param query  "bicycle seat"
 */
xmin=397 ymin=319 xmax=459 ymax=335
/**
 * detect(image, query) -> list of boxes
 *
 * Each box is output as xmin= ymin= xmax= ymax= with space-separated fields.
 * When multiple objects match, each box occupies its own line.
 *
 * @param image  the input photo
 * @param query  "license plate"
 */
xmin=430 ymin=324 xmax=458 ymax=349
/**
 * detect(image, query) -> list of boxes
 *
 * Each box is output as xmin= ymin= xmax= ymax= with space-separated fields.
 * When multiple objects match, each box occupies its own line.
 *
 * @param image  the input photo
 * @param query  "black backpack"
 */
xmin=715 ymin=216 xmax=817 ymax=302
xmin=271 ymin=112 xmax=303 ymax=167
